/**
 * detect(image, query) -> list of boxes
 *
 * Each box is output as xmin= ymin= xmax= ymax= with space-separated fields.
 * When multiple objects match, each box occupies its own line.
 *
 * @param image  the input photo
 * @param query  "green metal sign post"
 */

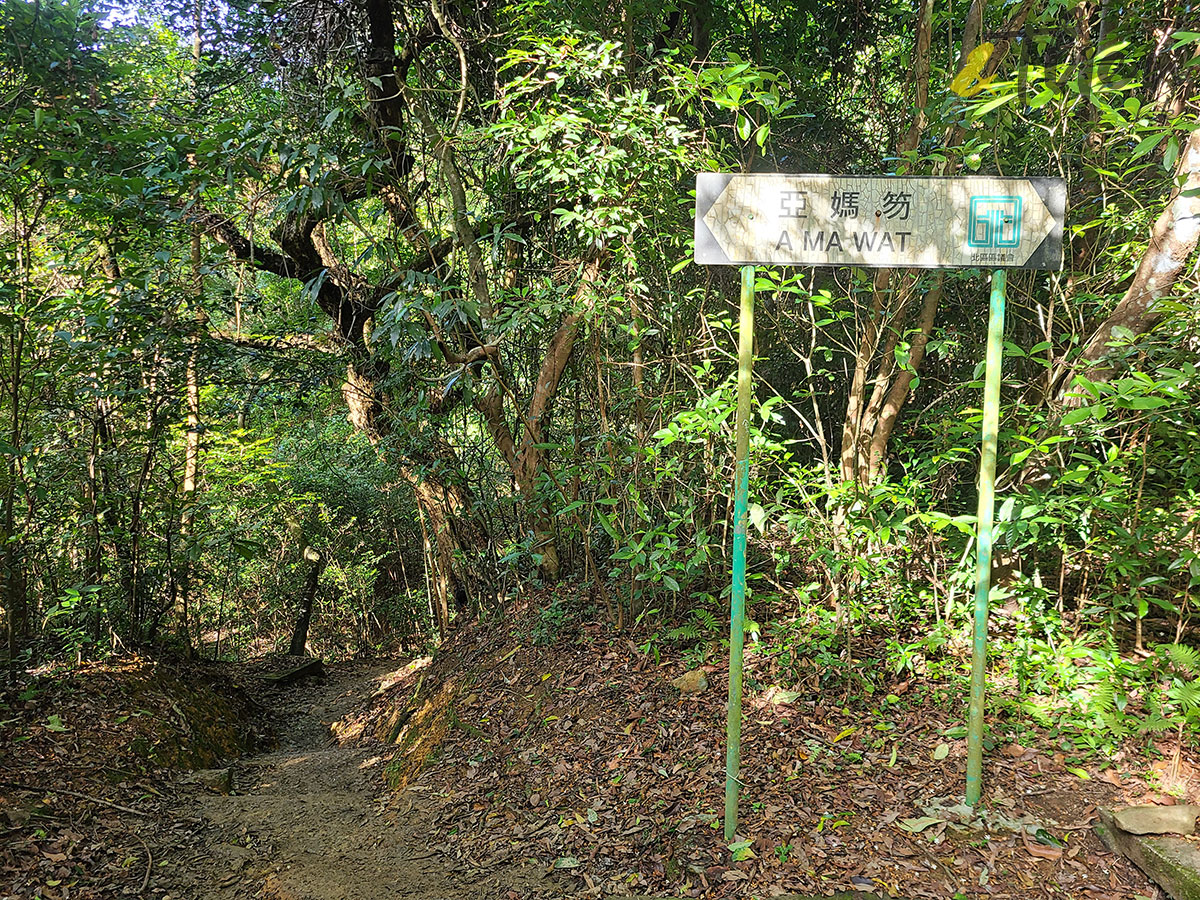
xmin=695 ymin=174 xmax=1064 ymax=837
xmin=724 ymin=265 xmax=755 ymax=841
xmin=965 ymin=269 xmax=1006 ymax=806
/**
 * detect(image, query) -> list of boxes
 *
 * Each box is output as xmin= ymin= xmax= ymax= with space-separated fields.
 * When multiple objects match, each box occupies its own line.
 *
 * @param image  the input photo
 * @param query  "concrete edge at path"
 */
xmin=1097 ymin=808 xmax=1200 ymax=900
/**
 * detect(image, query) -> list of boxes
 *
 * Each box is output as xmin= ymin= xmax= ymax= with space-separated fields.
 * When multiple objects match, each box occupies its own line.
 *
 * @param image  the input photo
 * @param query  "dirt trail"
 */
xmin=165 ymin=659 xmax=543 ymax=900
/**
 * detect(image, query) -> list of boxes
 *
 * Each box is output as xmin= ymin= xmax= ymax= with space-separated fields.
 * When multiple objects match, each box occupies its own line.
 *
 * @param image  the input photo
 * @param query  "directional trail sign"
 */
xmin=705 ymin=169 xmax=1069 ymax=838
xmin=695 ymin=174 xmax=1066 ymax=270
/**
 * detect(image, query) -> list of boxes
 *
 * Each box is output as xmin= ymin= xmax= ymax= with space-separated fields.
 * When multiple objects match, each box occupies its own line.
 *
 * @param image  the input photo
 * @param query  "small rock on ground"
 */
xmin=187 ymin=768 xmax=234 ymax=794
xmin=671 ymin=670 xmax=708 ymax=693
xmin=1113 ymin=804 xmax=1200 ymax=836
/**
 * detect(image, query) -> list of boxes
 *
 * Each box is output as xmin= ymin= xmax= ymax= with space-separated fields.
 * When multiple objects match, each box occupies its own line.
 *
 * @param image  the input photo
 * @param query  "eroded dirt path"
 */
xmin=165 ymin=660 xmax=542 ymax=900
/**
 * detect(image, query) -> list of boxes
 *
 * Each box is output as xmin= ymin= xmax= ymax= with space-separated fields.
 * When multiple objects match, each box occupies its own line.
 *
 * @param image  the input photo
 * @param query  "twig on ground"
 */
xmin=0 ymin=781 xmax=155 ymax=818
xmin=131 ymin=830 xmax=154 ymax=893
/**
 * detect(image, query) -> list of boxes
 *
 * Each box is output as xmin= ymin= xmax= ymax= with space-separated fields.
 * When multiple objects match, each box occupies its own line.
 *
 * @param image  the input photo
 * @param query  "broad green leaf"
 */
xmin=1061 ymin=406 xmax=1095 ymax=427
xmin=1164 ymin=136 xmax=1180 ymax=170
xmin=973 ymin=92 xmax=1017 ymax=115
xmin=748 ymin=503 xmax=767 ymax=532
xmin=1131 ymin=132 xmax=1166 ymax=159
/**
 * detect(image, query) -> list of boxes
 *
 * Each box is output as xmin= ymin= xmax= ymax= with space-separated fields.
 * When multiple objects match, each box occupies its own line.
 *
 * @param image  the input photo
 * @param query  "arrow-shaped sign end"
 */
xmin=695 ymin=173 xmax=735 ymax=265
xmin=1021 ymin=177 xmax=1068 ymax=271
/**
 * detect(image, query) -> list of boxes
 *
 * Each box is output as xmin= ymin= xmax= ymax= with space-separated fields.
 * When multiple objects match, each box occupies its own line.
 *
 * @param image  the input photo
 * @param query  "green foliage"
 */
xmin=1 ymin=0 xmax=1198 ymax=777
xmin=494 ymin=38 xmax=701 ymax=247
xmin=532 ymin=596 xmax=568 ymax=646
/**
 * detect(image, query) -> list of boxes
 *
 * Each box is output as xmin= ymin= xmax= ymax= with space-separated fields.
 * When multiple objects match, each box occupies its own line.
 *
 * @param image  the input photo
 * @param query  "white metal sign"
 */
xmin=695 ymin=174 xmax=1066 ymax=270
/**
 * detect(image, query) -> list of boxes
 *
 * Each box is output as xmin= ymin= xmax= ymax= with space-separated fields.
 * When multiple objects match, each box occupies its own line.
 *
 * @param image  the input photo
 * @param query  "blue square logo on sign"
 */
xmin=968 ymin=196 xmax=1023 ymax=248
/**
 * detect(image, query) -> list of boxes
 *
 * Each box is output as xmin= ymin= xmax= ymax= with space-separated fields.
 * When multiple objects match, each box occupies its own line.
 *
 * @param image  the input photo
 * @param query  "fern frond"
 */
xmin=667 ymin=624 xmax=700 ymax=642
xmin=1137 ymin=712 xmax=1178 ymax=734
xmin=1098 ymin=710 xmax=1130 ymax=740
xmin=1168 ymin=680 xmax=1200 ymax=716
xmin=1088 ymin=679 xmax=1117 ymax=716
xmin=1163 ymin=642 xmax=1200 ymax=675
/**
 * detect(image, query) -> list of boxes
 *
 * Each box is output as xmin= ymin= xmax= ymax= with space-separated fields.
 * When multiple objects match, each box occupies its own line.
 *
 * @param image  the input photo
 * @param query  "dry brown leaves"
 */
xmin=373 ymin=602 xmax=1165 ymax=899
xmin=0 ymin=657 xmax=255 ymax=899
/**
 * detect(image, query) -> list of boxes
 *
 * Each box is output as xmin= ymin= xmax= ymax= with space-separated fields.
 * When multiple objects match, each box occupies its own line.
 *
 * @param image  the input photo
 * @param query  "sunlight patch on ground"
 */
xmin=376 ymin=656 xmax=432 ymax=695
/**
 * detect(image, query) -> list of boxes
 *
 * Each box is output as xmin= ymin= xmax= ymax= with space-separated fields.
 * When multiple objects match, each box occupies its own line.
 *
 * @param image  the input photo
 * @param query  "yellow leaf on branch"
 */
xmin=950 ymin=42 xmax=995 ymax=97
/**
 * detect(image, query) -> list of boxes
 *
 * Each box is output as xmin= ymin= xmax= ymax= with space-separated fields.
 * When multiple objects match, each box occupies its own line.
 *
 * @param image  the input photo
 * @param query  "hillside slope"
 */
xmin=339 ymin=600 xmax=1157 ymax=899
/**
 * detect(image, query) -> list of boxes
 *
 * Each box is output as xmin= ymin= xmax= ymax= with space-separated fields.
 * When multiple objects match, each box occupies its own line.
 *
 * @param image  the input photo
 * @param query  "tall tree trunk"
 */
xmin=867 ymin=278 xmax=942 ymax=478
xmin=406 ymin=73 xmax=589 ymax=582
xmin=1060 ymin=126 xmax=1200 ymax=387
xmin=288 ymin=547 xmax=324 ymax=656
xmin=400 ymin=431 xmax=482 ymax=620
xmin=177 ymin=0 xmax=205 ymax=655
xmin=201 ymin=204 xmax=490 ymax=626
xmin=691 ymin=0 xmax=712 ymax=58
xmin=1011 ymin=125 xmax=1200 ymax=486
xmin=839 ymin=0 xmax=933 ymax=486
xmin=343 ymin=341 xmax=485 ymax=625
xmin=630 ymin=287 xmax=646 ymax=437
xmin=2 ymin=315 xmax=25 ymax=683
xmin=85 ymin=414 xmax=104 ymax=639
xmin=840 ymin=270 xmax=892 ymax=485
xmin=3 ymin=220 xmax=32 ymax=682
xmin=475 ymin=253 xmax=608 ymax=581
xmin=178 ymin=262 xmax=202 ymax=654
